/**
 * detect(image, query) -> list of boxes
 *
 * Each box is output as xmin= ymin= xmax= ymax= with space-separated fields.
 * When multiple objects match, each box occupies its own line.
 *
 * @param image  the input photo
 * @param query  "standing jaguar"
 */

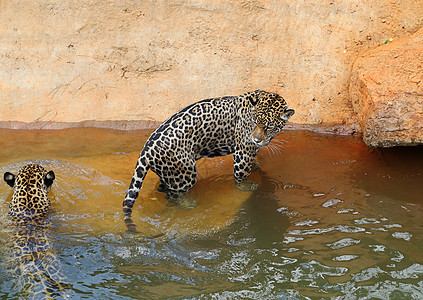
xmin=2 ymin=164 xmax=65 ymax=298
xmin=123 ymin=90 xmax=295 ymax=231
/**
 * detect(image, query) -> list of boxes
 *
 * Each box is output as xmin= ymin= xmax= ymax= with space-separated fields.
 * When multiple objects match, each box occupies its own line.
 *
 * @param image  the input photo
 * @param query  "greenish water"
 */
xmin=0 ymin=128 xmax=422 ymax=299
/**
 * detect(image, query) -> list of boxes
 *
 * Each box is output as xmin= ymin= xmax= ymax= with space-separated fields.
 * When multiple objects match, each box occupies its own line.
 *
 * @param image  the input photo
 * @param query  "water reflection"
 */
xmin=0 ymin=128 xmax=422 ymax=298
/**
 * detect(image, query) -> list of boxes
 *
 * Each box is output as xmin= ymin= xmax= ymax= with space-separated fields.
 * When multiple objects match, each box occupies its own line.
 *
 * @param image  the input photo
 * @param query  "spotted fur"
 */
xmin=4 ymin=164 xmax=55 ymax=223
xmin=123 ymin=90 xmax=295 ymax=230
xmin=3 ymin=164 xmax=66 ymax=298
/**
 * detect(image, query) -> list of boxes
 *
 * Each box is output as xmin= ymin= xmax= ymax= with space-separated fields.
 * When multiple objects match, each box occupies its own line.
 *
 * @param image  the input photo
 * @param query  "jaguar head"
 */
xmin=4 ymin=164 xmax=55 ymax=222
xmin=248 ymin=90 xmax=295 ymax=147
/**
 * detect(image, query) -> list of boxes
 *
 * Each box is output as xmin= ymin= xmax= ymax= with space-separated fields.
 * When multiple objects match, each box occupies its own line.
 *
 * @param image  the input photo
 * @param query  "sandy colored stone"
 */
xmin=350 ymin=28 xmax=423 ymax=147
xmin=0 ymin=1 xmax=422 ymax=129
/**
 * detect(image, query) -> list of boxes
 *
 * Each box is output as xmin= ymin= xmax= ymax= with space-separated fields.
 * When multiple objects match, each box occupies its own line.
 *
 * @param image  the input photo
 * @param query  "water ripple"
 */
xmin=392 ymin=232 xmax=412 ymax=241
xmin=327 ymin=238 xmax=361 ymax=249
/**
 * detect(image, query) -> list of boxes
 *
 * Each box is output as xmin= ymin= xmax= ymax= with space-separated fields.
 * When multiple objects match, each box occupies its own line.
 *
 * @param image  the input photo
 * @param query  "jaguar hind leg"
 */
xmin=165 ymin=191 xmax=198 ymax=209
xmin=157 ymin=181 xmax=169 ymax=193
xmin=159 ymin=181 xmax=197 ymax=208
xmin=155 ymin=156 xmax=198 ymax=209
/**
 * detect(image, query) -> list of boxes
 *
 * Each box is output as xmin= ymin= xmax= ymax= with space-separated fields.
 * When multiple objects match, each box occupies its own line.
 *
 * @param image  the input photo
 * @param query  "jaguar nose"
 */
xmin=251 ymin=126 xmax=265 ymax=146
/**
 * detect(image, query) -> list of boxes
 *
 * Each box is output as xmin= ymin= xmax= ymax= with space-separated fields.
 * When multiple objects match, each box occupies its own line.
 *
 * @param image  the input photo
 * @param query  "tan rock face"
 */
xmin=350 ymin=28 xmax=423 ymax=147
xmin=0 ymin=1 xmax=422 ymax=131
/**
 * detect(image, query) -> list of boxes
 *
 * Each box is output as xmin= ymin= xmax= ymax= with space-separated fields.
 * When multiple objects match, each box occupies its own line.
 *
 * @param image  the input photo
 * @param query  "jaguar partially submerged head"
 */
xmin=248 ymin=90 xmax=295 ymax=147
xmin=4 ymin=164 xmax=55 ymax=223
xmin=2 ymin=164 xmax=65 ymax=297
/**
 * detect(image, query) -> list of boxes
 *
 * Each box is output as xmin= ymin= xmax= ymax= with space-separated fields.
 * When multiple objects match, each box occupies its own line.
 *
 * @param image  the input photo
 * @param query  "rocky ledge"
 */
xmin=350 ymin=28 xmax=423 ymax=147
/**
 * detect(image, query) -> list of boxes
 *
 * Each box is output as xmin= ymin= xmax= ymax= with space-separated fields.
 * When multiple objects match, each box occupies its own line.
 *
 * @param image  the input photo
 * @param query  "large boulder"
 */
xmin=350 ymin=28 xmax=423 ymax=147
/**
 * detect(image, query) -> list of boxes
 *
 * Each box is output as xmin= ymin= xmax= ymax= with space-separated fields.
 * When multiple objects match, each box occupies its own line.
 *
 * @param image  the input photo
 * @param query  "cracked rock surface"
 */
xmin=350 ymin=28 xmax=423 ymax=147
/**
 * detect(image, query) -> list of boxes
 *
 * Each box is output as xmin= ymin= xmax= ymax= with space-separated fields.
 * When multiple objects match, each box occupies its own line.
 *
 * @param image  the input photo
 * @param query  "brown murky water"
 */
xmin=0 ymin=128 xmax=422 ymax=299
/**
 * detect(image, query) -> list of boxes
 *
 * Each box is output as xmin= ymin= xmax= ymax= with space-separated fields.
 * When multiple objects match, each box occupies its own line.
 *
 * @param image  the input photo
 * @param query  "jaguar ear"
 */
xmin=281 ymin=109 xmax=295 ymax=121
xmin=4 ymin=172 xmax=15 ymax=188
xmin=248 ymin=90 xmax=264 ymax=106
xmin=248 ymin=95 xmax=258 ymax=106
xmin=44 ymin=170 xmax=55 ymax=187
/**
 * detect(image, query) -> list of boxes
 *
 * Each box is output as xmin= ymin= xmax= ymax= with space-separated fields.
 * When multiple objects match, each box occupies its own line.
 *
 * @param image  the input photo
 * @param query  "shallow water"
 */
xmin=0 ymin=128 xmax=422 ymax=299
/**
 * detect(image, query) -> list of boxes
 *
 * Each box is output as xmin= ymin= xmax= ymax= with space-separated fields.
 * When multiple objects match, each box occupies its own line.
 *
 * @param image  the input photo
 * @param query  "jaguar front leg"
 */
xmin=250 ymin=161 xmax=260 ymax=172
xmin=233 ymin=148 xmax=260 ymax=191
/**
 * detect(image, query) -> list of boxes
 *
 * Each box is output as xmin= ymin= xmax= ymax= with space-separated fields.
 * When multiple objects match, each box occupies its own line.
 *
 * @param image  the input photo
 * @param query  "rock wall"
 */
xmin=349 ymin=27 xmax=423 ymax=147
xmin=0 ymin=0 xmax=422 ymax=132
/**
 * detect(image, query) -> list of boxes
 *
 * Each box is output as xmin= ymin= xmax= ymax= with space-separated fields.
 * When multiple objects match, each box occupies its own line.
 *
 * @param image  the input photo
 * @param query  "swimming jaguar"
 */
xmin=2 ymin=164 xmax=66 ymax=298
xmin=123 ymin=90 xmax=295 ymax=231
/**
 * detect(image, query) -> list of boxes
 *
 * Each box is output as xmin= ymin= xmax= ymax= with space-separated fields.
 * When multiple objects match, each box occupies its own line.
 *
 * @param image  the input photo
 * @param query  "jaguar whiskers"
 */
xmin=264 ymin=139 xmax=286 ymax=157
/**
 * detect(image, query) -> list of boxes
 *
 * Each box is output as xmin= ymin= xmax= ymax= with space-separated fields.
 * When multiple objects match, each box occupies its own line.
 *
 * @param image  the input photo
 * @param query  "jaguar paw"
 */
xmin=236 ymin=180 xmax=259 ymax=191
xmin=251 ymin=161 xmax=261 ymax=172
